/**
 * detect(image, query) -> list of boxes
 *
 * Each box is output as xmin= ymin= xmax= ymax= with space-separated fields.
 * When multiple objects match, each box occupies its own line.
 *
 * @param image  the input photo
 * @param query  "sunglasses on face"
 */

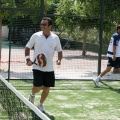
xmin=41 ymin=23 xmax=48 ymax=26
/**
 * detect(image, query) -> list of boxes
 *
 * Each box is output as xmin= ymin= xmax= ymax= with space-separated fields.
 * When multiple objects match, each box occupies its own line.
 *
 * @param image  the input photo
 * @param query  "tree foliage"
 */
xmin=55 ymin=0 xmax=120 ymax=41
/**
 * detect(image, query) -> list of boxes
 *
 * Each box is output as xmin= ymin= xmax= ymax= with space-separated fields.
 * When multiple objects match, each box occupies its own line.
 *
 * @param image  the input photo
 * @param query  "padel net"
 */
xmin=0 ymin=75 xmax=50 ymax=120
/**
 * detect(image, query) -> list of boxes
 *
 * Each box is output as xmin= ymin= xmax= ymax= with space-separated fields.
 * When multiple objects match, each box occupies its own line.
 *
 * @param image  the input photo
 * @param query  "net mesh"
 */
xmin=0 ymin=75 xmax=50 ymax=120
xmin=1 ymin=0 xmax=120 ymax=81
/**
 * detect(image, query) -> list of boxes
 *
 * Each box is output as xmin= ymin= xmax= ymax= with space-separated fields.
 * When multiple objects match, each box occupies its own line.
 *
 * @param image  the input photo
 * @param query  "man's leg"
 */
xmin=40 ymin=87 xmax=50 ymax=103
xmin=93 ymin=66 xmax=112 ymax=87
xmin=100 ymin=66 xmax=112 ymax=77
xmin=37 ymin=87 xmax=50 ymax=113
xmin=29 ymin=86 xmax=41 ymax=104
xmin=32 ymin=86 xmax=41 ymax=95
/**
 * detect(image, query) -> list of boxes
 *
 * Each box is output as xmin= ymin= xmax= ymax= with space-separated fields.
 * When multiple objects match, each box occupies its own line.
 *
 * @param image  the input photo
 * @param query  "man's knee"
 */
xmin=43 ymin=87 xmax=50 ymax=93
xmin=33 ymin=86 xmax=41 ymax=92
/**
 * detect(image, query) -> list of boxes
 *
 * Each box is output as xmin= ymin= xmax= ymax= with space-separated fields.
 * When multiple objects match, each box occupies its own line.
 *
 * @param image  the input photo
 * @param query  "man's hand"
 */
xmin=56 ymin=60 xmax=61 ymax=65
xmin=26 ymin=59 xmax=32 ymax=66
xmin=112 ymin=55 xmax=116 ymax=61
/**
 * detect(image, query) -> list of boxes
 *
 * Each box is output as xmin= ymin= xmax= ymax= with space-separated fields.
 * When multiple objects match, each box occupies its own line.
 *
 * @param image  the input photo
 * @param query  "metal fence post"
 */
xmin=98 ymin=0 xmax=104 ymax=75
xmin=8 ymin=13 xmax=13 ymax=81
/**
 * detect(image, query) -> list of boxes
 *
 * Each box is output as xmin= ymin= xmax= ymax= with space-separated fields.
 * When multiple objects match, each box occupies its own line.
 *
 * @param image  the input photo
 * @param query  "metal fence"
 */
xmin=1 ymin=0 xmax=120 ymax=80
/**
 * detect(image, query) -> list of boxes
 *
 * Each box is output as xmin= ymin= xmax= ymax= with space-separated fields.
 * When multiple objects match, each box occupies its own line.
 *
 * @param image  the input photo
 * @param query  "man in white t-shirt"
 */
xmin=25 ymin=17 xmax=62 ymax=113
xmin=93 ymin=25 xmax=120 ymax=87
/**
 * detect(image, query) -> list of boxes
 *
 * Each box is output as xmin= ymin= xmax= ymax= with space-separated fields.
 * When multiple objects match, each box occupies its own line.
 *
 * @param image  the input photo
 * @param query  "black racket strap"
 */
xmin=32 ymin=58 xmax=37 ymax=65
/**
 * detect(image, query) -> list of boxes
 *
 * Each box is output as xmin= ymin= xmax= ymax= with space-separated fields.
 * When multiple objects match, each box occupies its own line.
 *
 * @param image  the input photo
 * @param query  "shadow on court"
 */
xmin=45 ymin=112 xmax=55 ymax=120
xmin=100 ymin=81 xmax=120 ymax=94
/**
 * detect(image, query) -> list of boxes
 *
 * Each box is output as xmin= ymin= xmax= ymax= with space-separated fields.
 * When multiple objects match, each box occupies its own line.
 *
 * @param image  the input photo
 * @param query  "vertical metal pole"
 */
xmin=41 ymin=0 xmax=44 ymax=18
xmin=98 ymin=0 xmax=104 ymax=75
xmin=8 ymin=13 xmax=12 ymax=81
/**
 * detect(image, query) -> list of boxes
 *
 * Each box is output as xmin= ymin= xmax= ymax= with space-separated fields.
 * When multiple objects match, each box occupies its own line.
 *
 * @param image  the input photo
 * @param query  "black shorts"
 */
xmin=114 ymin=57 xmax=120 ymax=68
xmin=107 ymin=57 xmax=114 ymax=67
xmin=33 ymin=69 xmax=55 ymax=87
xmin=107 ymin=57 xmax=120 ymax=68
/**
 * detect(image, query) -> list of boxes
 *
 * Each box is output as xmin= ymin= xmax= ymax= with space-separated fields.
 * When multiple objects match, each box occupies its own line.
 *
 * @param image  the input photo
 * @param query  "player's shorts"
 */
xmin=107 ymin=57 xmax=114 ymax=67
xmin=107 ymin=57 xmax=120 ymax=68
xmin=33 ymin=69 xmax=55 ymax=87
xmin=114 ymin=57 xmax=120 ymax=68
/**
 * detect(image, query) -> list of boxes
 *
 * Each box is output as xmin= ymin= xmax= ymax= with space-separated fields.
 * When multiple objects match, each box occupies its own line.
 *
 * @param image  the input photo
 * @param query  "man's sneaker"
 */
xmin=37 ymin=103 xmax=46 ymax=113
xmin=29 ymin=92 xmax=35 ymax=104
xmin=93 ymin=77 xmax=100 ymax=87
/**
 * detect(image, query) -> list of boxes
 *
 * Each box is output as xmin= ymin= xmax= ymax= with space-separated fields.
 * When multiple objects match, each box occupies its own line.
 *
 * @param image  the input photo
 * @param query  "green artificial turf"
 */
xmin=1 ymin=80 xmax=120 ymax=120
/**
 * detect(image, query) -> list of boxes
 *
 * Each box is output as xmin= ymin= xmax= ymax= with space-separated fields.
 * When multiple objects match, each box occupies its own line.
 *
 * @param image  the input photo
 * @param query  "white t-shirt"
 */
xmin=116 ymin=40 xmax=120 ymax=57
xmin=107 ymin=32 xmax=120 ymax=57
xmin=26 ymin=31 xmax=62 ymax=71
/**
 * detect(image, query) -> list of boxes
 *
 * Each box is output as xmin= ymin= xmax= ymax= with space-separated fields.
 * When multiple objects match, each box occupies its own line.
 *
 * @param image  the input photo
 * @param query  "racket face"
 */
xmin=36 ymin=53 xmax=47 ymax=67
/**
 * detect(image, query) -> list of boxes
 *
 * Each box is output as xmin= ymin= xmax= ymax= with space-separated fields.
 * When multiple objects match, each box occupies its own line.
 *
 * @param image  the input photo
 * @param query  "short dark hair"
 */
xmin=117 ymin=25 xmax=120 ymax=30
xmin=42 ymin=17 xmax=52 ymax=26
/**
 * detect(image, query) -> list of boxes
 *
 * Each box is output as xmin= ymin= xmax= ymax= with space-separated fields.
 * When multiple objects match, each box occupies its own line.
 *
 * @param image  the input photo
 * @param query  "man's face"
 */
xmin=40 ymin=20 xmax=51 ymax=32
xmin=118 ymin=28 xmax=120 ymax=34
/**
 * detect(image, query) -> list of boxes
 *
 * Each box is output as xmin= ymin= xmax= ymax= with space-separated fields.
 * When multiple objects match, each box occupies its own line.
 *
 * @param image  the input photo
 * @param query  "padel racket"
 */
xmin=32 ymin=53 xmax=47 ymax=67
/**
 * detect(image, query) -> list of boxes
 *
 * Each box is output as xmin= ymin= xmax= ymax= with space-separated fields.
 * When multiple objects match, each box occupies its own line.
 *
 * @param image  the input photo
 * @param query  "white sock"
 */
xmin=40 ymin=103 xmax=43 ymax=105
xmin=97 ymin=75 xmax=101 ymax=79
xmin=31 ymin=92 xmax=35 ymax=96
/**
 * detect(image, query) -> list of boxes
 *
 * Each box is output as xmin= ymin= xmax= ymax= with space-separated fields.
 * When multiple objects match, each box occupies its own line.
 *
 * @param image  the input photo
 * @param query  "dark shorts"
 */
xmin=33 ymin=69 xmax=55 ymax=87
xmin=107 ymin=57 xmax=120 ymax=68
xmin=114 ymin=57 xmax=120 ymax=68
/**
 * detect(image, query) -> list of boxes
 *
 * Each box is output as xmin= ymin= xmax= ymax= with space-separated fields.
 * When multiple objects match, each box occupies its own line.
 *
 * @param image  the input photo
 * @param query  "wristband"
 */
xmin=58 ymin=60 xmax=61 ymax=62
xmin=26 ymin=59 xmax=31 ymax=63
xmin=25 ymin=56 xmax=30 ymax=60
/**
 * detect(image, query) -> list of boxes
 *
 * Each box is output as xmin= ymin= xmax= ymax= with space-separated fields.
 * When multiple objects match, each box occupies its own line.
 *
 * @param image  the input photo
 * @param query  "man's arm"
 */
xmin=25 ymin=47 xmax=30 ymax=63
xmin=58 ymin=51 xmax=62 ymax=61
xmin=113 ymin=45 xmax=116 ymax=61
xmin=56 ymin=51 xmax=63 ymax=65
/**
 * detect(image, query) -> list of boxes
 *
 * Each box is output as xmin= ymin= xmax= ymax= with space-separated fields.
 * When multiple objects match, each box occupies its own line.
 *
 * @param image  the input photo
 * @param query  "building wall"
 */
xmin=2 ymin=26 xmax=9 ymax=38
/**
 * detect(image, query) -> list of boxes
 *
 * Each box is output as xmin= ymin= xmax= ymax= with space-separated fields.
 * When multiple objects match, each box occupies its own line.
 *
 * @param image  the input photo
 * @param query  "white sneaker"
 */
xmin=29 ymin=92 xmax=35 ymax=104
xmin=93 ymin=77 xmax=100 ymax=87
xmin=37 ymin=103 xmax=46 ymax=113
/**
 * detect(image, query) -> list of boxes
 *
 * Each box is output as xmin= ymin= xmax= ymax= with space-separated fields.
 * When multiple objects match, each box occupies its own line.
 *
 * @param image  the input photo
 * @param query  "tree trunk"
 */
xmin=82 ymin=27 xmax=88 ymax=56
xmin=0 ymin=16 xmax=2 ymax=70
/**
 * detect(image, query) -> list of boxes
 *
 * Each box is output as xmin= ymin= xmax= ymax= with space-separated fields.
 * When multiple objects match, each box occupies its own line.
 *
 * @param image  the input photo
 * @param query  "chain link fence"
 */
xmin=1 ymin=0 xmax=120 ymax=80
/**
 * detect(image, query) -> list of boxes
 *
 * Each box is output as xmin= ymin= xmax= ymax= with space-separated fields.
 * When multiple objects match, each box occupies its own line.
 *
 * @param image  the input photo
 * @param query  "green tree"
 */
xmin=55 ymin=0 xmax=101 ymax=55
xmin=55 ymin=0 xmax=120 ymax=55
